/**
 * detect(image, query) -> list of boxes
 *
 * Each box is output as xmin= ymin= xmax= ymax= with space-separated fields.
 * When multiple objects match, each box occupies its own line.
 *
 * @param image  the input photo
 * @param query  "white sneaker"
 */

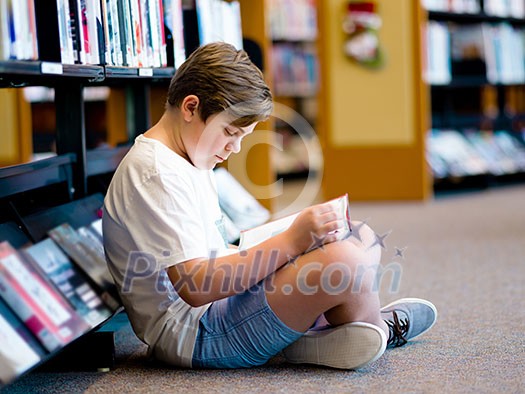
xmin=282 ymin=322 xmax=387 ymax=370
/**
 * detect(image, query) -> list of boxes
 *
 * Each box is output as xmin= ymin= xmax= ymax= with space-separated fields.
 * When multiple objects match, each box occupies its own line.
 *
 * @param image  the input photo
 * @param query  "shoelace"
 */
xmin=385 ymin=310 xmax=409 ymax=347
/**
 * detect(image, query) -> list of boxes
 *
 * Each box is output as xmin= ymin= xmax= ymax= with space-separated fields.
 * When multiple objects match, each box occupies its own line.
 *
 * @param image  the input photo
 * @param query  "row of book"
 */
xmin=426 ymin=129 xmax=525 ymax=179
xmin=271 ymin=43 xmax=318 ymax=97
xmin=0 ymin=0 xmax=242 ymax=69
xmin=424 ymin=21 xmax=525 ymax=85
xmin=196 ymin=0 xmax=243 ymax=53
xmin=0 ymin=0 xmax=38 ymax=62
xmin=268 ymin=0 xmax=317 ymax=41
xmin=422 ymin=0 xmax=481 ymax=14
xmin=422 ymin=0 xmax=525 ymax=18
xmin=0 ymin=218 xmax=120 ymax=385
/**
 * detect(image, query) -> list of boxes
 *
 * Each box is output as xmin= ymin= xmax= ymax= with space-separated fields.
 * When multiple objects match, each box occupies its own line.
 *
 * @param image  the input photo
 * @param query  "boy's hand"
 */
xmin=285 ymin=202 xmax=344 ymax=255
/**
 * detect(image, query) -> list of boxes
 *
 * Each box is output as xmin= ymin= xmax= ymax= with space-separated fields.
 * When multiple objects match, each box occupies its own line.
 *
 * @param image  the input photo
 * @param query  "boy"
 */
xmin=103 ymin=42 xmax=437 ymax=370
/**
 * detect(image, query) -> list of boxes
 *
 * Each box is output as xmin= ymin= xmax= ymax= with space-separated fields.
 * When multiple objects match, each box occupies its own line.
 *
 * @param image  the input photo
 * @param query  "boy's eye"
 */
xmin=224 ymin=128 xmax=236 ymax=136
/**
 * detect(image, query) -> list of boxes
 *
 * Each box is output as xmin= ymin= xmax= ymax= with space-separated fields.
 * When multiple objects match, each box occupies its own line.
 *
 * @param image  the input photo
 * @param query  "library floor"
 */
xmin=3 ymin=182 xmax=525 ymax=393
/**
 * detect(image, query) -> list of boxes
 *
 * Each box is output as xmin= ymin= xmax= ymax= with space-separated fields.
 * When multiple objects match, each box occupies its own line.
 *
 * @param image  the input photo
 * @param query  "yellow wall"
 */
xmin=318 ymin=0 xmax=431 ymax=200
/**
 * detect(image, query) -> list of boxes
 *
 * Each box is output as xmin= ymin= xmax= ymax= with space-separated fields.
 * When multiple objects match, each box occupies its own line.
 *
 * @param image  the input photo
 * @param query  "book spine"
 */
xmin=109 ymin=0 xmax=122 ymax=65
xmin=129 ymin=0 xmax=143 ymax=67
xmin=7 ymin=0 xmax=15 ymax=59
xmin=85 ymin=0 xmax=99 ymax=64
xmin=74 ymin=0 xmax=85 ymax=63
xmin=0 ymin=0 xmax=10 ymax=60
xmin=27 ymin=0 xmax=38 ymax=59
xmin=67 ymin=0 xmax=80 ymax=63
xmin=116 ymin=0 xmax=129 ymax=66
xmin=171 ymin=0 xmax=186 ymax=68
xmin=147 ymin=0 xmax=161 ymax=67
xmin=139 ymin=0 xmax=152 ymax=67
xmin=60 ymin=0 xmax=75 ymax=64
xmin=79 ymin=0 xmax=90 ymax=63
xmin=158 ymin=0 xmax=167 ymax=67
xmin=10 ymin=0 xmax=22 ymax=59
xmin=100 ymin=0 xmax=112 ymax=65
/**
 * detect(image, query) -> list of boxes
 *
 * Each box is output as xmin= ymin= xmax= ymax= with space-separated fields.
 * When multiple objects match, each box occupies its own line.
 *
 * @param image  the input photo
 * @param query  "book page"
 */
xmin=238 ymin=194 xmax=352 ymax=251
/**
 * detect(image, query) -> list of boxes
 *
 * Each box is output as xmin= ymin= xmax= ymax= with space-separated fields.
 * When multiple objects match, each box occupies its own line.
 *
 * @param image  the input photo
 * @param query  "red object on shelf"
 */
xmin=348 ymin=2 xmax=375 ymax=13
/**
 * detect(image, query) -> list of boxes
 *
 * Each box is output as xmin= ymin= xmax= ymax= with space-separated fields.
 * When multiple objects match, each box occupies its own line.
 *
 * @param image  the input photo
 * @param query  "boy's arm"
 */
xmin=167 ymin=201 xmax=344 ymax=307
xmin=167 ymin=230 xmax=298 ymax=307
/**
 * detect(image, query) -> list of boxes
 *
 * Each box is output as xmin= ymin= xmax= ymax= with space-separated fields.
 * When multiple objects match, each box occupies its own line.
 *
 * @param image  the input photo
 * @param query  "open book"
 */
xmin=238 ymin=194 xmax=352 ymax=251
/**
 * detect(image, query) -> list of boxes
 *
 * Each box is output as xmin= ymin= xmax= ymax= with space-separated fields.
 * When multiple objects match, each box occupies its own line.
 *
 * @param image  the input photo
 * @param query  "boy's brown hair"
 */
xmin=166 ymin=42 xmax=273 ymax=127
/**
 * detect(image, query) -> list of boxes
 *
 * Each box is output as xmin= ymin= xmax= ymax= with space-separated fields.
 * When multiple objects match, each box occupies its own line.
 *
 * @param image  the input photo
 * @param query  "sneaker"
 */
xmin=282 ymin=322 xmax=387 ymax=370
xmin=381 ymin=298 xmax=437 ymax=348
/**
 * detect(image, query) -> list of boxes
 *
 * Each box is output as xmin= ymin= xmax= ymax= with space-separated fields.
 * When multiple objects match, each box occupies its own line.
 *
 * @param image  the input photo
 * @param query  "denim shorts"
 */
xmin=191 ymin=282 xmax=303 ymax=369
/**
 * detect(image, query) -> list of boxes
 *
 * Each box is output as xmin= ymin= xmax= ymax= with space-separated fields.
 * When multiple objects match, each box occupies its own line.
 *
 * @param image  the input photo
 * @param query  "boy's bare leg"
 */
xmin=265 ymin=222 xmax=389 ymax=337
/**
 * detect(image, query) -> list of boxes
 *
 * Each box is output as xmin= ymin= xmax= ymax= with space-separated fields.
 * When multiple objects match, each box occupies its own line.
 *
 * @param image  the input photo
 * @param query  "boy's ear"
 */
xmin=182 ymin=95 xmax=199 ymax=121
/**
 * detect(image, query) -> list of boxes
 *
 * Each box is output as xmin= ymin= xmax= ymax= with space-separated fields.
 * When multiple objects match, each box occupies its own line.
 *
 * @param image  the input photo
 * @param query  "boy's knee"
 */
xmin=318 ymin=242 xmax=379 ymax=292
xmin=349 ymin=221 xmax=376 ymax=247
xmin=346 ymin=221 xmax=382 ymax=261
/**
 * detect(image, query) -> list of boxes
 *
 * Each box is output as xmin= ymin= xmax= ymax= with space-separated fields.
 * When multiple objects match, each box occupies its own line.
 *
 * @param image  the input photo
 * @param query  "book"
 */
xmin=0 ymin=297 xmax=45 ymax=385
xmin=0 ymin=241 xmax=90 ymax=352
xmin=88 ymin=218 xmax=103 ymax=241
xmin=0 ymin=313 xmax=40 ymax=384
xmin=23 ymin=238 xmax=112 ymax=328
xmin=426 ymin=129 xmax=490 ymax=177
xmin=163 ymin=0 xmax=186 ymax=68
xmin=48 ymin=223 xmax=120 ymax=311
xmin=238 ymin=194 xmax=352 ymax=251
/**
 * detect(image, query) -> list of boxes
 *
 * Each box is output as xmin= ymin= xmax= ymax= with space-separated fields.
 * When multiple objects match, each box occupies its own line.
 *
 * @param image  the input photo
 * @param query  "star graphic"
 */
xmin=394 ymin=246 xmax=407 ymax=259
xmin=349 ymin=218 xmax=370 ymax=243
xmin=310 ymin=233 xmax=328 ymax=252
xmin=287 ymin=254 xmax=299 ymax=267
xmin=369 ymin=230 xmax=391 ymax=250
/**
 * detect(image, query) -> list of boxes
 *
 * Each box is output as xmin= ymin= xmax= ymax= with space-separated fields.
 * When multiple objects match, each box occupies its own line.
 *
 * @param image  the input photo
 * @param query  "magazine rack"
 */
xmin=0 ymin=153 xmax=126 ymax=385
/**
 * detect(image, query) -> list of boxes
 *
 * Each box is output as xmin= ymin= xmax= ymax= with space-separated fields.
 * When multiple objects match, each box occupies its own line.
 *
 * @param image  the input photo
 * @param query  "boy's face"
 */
xmin=187 ymin=111 xmax=257 ymax=170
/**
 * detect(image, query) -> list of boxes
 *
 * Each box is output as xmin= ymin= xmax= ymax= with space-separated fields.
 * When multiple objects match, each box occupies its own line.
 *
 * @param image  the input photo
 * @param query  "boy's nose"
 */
xmin=226 ymin=139 xmax=241 ymax=153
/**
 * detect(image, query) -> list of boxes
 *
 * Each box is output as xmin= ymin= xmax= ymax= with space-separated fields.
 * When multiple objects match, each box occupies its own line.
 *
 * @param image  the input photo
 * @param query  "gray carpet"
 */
xmin=3 ymin=185 xmax=524 ymax=393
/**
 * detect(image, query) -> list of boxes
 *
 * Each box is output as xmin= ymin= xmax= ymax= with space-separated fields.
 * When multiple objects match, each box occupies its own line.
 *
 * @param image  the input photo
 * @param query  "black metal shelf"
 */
xmin=431 ymin=78 xmax=525 ymax=88
xmin=428 ymin=10 xmax=525 ymax=25
xmin=86 ymin=145 xmax=131 ymax=177
xmin=0 ymin=61 xmax=174 ymax=86
xmin=0 ymin=61 xmax=105 ymax=87
xmin=104 ymin=66 xmax=174 ymax=81
xmin=0 ymin=61 xmax=173 ymax=197
xmin=0 ymin=154 xmax=75 ymax=199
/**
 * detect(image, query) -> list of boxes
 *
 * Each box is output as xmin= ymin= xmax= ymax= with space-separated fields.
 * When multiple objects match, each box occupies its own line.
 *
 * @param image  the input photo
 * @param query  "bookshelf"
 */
xmin=423 ymin=0 xmax=525 ymax=191
xmin=267 ymin=0 xmax=321 ymax=180
xmin=0 ymin=0 xmax=277 ymax=387
xmin=0 ymin=156 xmax=123 ymax=386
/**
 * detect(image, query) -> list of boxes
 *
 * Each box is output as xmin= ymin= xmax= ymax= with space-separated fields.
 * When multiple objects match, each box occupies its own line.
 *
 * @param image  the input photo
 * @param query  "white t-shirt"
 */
xmin=103 ymin=134 xmax=230 ymax=367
